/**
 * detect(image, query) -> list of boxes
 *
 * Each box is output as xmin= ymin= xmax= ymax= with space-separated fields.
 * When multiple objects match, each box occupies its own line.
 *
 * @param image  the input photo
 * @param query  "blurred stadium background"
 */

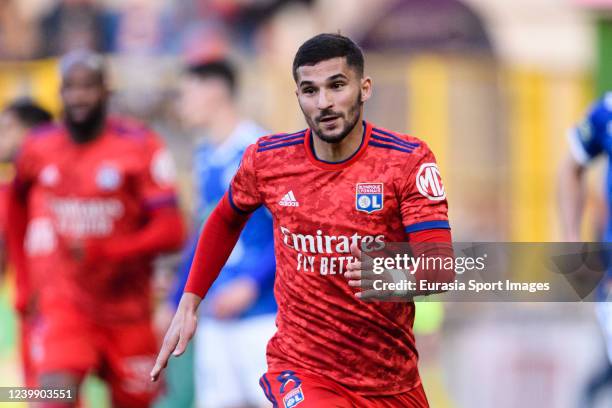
xmin=0 ymin=0 xmax=611 ymax=407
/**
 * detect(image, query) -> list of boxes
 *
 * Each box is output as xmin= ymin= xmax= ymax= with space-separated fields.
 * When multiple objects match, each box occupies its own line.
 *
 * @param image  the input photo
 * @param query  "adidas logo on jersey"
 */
xmin=279 ymin=191 xmax=299 ymax=207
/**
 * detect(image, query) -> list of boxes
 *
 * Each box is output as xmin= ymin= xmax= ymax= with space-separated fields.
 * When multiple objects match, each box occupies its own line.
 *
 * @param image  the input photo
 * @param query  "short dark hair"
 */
xmin=186 ymin=59 xmax=237 ymax=95
xmin=292 ymin=33 xmax=364 ymax=81
xmin=4 ymin=99 xmax=53 ymax=128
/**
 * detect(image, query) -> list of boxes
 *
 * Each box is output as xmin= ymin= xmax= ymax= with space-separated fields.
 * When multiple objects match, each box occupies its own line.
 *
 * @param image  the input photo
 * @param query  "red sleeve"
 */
xmin=408 ymin=228 xmax=455 ymax=293
xmin=228 ymin=143 xmax=263 ymax=213
xmin=184 ymin=192 xmax=250 ymax=298
xmin=6 ymin=182 xmax=30 ymax=314
xmin=86 ymin=206 xmax=185 ymax=263
xmin=408 ymin=228 xmax=452 ymax=243
xmin=400 ymin=142 xmax=450 ymax=234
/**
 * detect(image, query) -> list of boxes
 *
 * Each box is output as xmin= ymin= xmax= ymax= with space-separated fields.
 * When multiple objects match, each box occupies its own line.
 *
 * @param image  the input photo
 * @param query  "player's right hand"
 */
xmin=150 ymin=292 xmax=201 ymax=382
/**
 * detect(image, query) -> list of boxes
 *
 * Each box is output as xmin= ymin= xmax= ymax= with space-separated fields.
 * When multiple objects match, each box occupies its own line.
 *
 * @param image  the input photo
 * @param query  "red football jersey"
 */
xmin=229 ymin=121 xmax=450 ymax=395
xmin=0 ymin=163 xmax=32 ymax=314
xmin=15 ymin=117 xmax=179 ymax=323
xmin=0 ymin=168 xmax=12 ymax=267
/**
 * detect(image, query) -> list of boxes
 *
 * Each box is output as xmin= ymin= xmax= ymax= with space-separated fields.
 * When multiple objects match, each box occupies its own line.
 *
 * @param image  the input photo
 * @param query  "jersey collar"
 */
xmin=304 ymin=120 xmax=372 ymax=170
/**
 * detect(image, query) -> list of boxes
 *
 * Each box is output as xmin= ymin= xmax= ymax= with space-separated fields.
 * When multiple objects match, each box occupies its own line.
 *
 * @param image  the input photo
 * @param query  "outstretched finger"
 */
xmin=150 ymin=331 xmax=179 ymax=382
xmin=173 ymin=319 xmax=195 ymax=357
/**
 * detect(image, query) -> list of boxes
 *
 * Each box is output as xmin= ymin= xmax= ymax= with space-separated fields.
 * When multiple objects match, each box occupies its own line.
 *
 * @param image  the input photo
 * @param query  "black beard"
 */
xmin=65 ymin=104 xmax=106 ymax=144
xmin=317 ymin=109 xmax=360 ymax=144
xmin=314 ymin=92 xmax=362 ymax=144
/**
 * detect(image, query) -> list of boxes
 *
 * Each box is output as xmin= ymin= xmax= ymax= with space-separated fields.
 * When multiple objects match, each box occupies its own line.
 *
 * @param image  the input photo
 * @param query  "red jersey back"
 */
xmin=15 ymin=117 xmax=179 ymax=323
xmin=229 ymin=121 xmax=450 ymax=395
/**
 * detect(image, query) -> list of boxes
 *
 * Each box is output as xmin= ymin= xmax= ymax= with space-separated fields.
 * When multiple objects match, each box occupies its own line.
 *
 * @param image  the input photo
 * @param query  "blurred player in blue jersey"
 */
xmin=559 ymin=92 xmax=612 ymax=407
xmin=175 ymin=58 xmax=276 ymax=408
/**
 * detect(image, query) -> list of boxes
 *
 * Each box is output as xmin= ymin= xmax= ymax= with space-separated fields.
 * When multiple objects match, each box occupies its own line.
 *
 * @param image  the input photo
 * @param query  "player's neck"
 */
xmin=312 ymin=118 xmax=364 ymax=163
xmin=206 ymin=106 xmax=240 ymax=145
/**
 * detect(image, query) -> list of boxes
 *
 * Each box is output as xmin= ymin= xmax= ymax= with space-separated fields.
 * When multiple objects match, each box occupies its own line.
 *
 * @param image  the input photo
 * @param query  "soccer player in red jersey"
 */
xmin=0 ymin=100 xmax=52 ymax=388
xmin=152 ymin=34 xmax=452 ymax=407
xmin=11 ymin=51 xmax=185 ymax=407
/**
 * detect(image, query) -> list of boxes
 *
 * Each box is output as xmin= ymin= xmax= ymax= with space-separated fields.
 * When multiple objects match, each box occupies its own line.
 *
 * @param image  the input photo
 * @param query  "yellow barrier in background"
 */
xmin=0 ymin=59 xmax=61 ymax=116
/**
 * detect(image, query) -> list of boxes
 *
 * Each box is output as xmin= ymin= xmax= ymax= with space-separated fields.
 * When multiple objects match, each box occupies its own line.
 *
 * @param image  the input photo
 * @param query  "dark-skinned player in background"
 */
xmin=152 ymin=34 xmax=453 ymax=407
xmin=0 ymin=99 xmax=52 ymax=388
xmin=10 ymin=50 xmax=185 ymax=408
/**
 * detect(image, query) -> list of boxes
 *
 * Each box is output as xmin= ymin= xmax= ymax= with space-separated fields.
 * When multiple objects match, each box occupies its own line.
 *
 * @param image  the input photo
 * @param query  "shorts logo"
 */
xmin=416 ymin=163 xmax=445 ymax=201
xmin=283 ymin=386 xmax=304 ymax=408
xmin=356 ymin=183 xmax=383 ymax=213
xmin=96 ymin=164 xmax=122 ymax=191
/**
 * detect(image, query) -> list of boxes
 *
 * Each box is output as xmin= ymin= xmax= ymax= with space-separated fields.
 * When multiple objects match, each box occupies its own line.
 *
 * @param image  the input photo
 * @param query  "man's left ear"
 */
xmin=361 ymin=76 xmax=372 ymax=102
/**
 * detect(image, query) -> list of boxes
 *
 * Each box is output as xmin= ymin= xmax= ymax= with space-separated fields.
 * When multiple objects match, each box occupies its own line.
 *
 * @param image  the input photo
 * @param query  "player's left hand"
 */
xmin=151 ymin=292 xmax=200 ymax=382
xmin=345 ymin=242 xmax=394 ymax=300
xmin=345 ymin=243 xmax=415 ymax=300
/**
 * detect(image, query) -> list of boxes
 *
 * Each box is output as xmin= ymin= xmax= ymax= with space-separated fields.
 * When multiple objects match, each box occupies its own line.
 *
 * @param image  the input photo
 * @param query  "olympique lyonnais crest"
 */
xmin=416 ymin=163 xmax=445 ymax=200
xmin=283 ymin=386 xmax=304 ymax=408
xmin=96 ymin=164 xmax=122 ymax=191
xmin=356 ymin=183 xmax=384 ymax=213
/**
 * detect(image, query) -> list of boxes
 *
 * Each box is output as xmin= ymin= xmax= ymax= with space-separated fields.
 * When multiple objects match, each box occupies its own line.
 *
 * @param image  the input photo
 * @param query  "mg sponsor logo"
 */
xmin=416 ymin=163 xmax=445 ymax=201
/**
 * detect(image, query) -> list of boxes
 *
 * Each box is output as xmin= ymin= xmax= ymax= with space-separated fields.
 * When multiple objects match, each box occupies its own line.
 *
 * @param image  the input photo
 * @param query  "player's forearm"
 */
xmin=184 ymin=192 xmax=250 ymax=298
xmin=89 ymin=208 xmax=185 ymax=262
xmin=409 ymin=228 xmax=454 ymax=295
xmin=170 ymin=232 xmax=200 ymax=307
xmin=558 ymin=155 xmax=586 ymax=241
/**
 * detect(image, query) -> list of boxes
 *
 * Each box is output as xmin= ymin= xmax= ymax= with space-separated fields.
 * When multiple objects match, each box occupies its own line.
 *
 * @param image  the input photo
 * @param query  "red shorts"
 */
xmin=260 ymin=370 xmax=429 ymax=408
xmin=33 ymin=302 xmax=160 ymax=408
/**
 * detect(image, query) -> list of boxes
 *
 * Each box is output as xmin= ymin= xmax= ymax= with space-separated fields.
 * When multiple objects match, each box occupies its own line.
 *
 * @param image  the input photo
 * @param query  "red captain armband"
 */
xmin=184 ymin=192 xmax=250 ymax=297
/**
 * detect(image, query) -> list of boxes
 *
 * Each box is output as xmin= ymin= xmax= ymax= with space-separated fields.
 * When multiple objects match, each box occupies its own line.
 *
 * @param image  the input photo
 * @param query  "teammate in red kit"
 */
xmin=11 ymin=50 xmax=185 ymax=407
xmin=151 ymin=34 xmax=451 ymax=407
xmin=0 ymin=99 xmax=52 ymax=387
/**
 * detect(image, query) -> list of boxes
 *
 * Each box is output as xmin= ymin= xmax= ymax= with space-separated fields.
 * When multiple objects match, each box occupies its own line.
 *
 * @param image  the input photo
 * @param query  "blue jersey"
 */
xmin=569 ymin=93 xmax=612 ymax=299
xmin=570 ymin=93 xmax=612 ymax=238
xmin=174 ymin=121 xmax=277 ymax=318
